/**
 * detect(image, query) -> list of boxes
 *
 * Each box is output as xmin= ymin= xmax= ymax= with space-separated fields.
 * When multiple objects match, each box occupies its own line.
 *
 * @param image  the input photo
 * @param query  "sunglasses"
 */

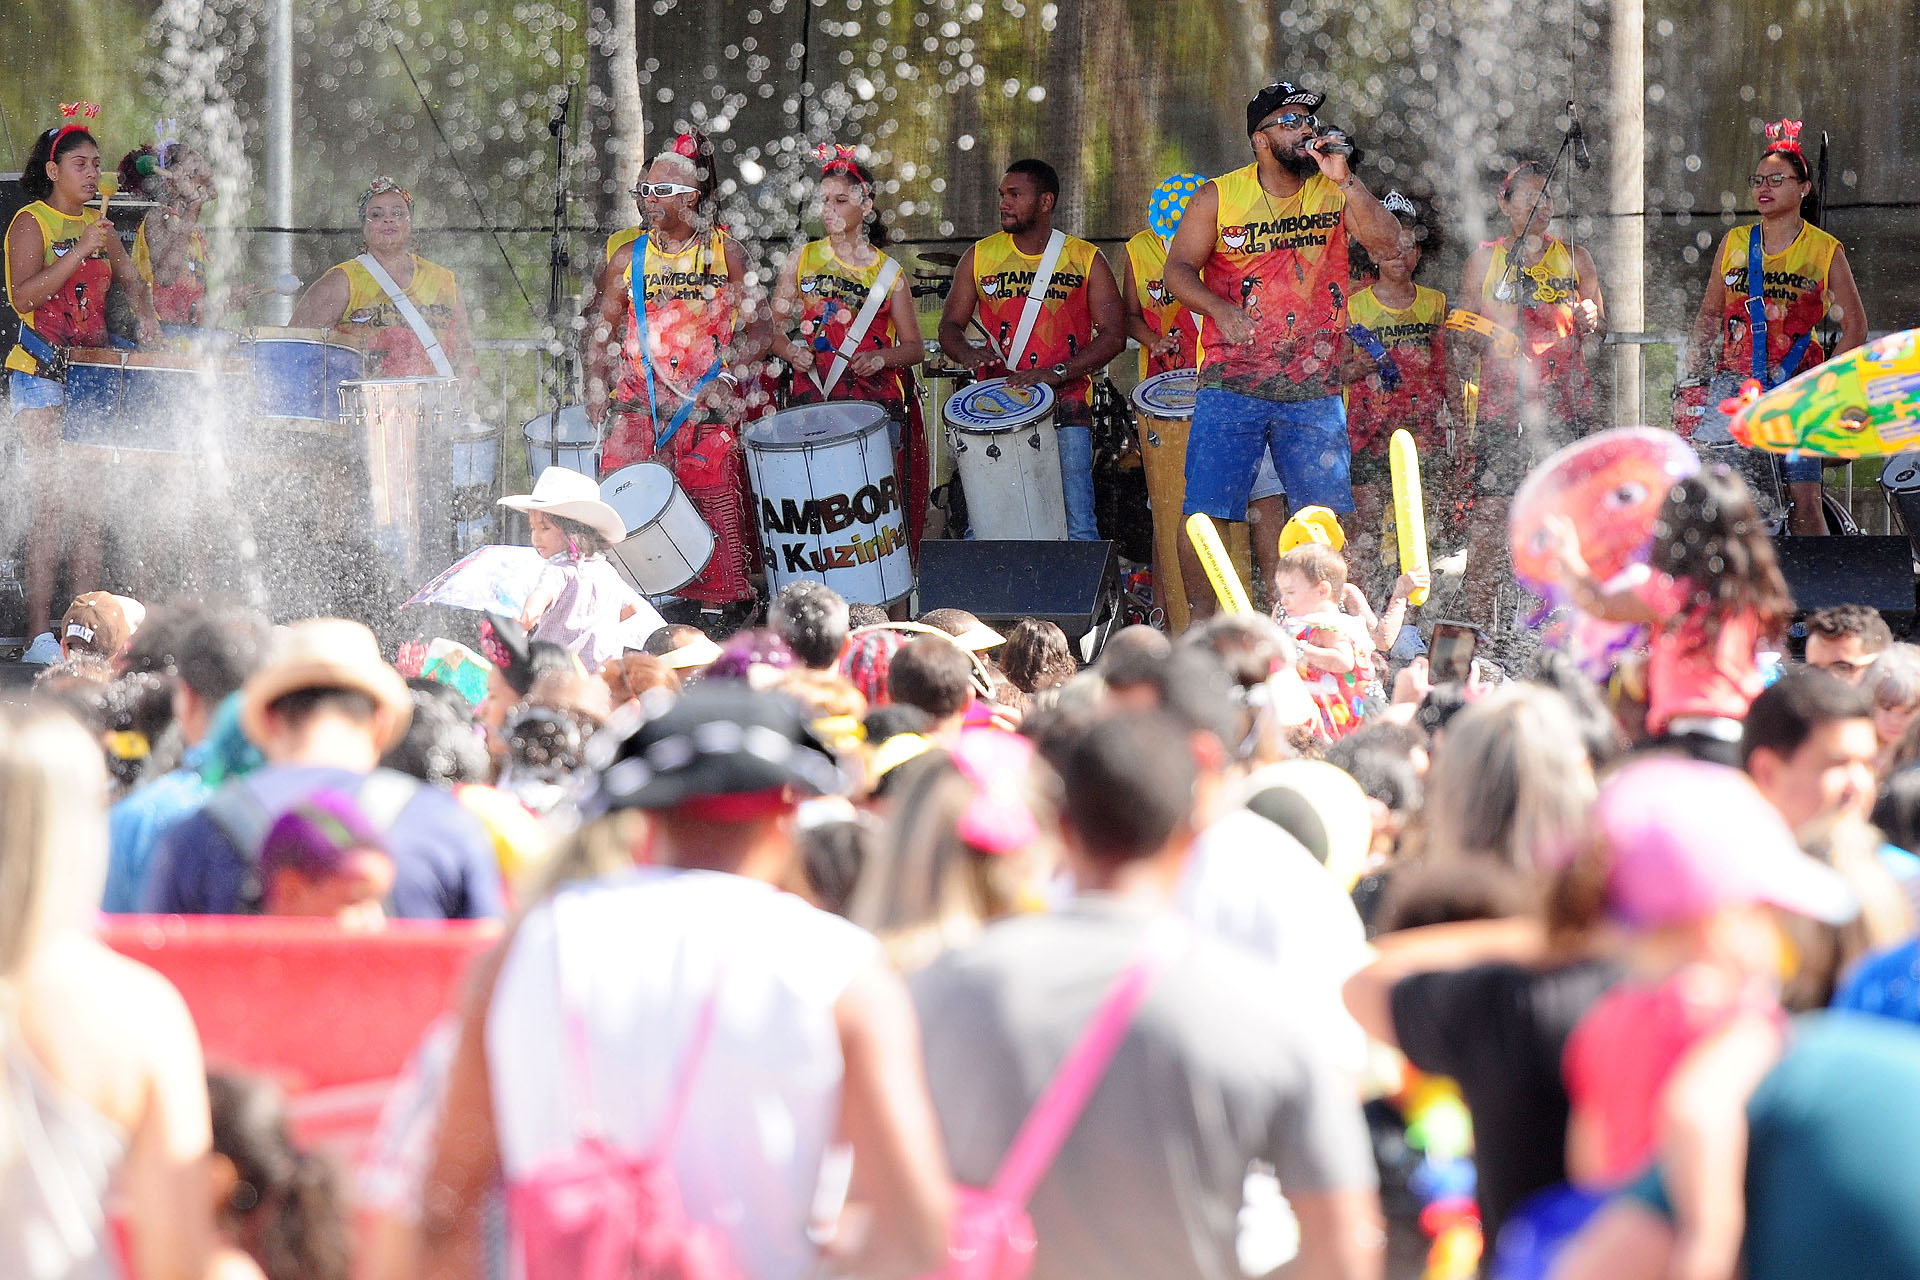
xmin=1749 ymin=173 xmax=1800 ymax=189
xmin=1259 ymin=112 xmax=1317 ymax=132
xmin=633 ymin=182 xmax=699 ymax=199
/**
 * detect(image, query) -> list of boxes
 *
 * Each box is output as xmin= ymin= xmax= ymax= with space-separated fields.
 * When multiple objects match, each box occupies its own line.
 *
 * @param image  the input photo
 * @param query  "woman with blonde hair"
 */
xmin=0 ymin=709 xmax=215 ymax=1279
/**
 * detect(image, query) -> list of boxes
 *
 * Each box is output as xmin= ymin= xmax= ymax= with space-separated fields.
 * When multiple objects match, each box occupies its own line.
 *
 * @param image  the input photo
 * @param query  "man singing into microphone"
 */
xmin=1165 ymin=81 xmax=1404 ymax=620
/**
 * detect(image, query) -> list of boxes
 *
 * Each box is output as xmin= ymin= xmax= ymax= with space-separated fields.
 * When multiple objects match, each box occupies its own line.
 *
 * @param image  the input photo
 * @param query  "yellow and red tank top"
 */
xmin=970 ymin=229 xmax=1101 ymax=414
xmin=1473 ymin=235 xmax=1591 ymax=425
xmin=5 ymin=201 xmax=111 ymax=375
xmin=1346 ymin=283 xmax=1448 ymax=457
xmin=333 ymin=254 xmax=464 ymax=379
xmin=1125 ymin=230 xmax=1198 ymax=378
xmin=614 ymin=229 xmax=736 ymax=412
xmin=605 ymin=225 xmax=640 ymax=261
xmin=786 ymin=238 xmax=908 ymax=411
xmin=1195 ymin=165 xmax=1350 ymax=402
xmin=132 ymin=218 xmax=209 ymax=326
xmin=1716 ymin=221 xmax=1839 ymax=379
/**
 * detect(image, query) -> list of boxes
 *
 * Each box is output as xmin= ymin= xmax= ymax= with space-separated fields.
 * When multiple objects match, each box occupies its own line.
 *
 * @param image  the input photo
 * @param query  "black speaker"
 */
xmin=1772 ymin=535 xmax=1916 ymax=629
xmin=917 ymin=539 xmax=1122 ymax=657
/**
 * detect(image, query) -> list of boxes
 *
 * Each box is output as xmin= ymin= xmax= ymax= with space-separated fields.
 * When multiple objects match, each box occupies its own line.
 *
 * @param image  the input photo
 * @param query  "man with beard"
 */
xmin=1165 ymin=82 xmax=1405 ymax=620
xmin=939 ymin=158 xmax=1127 ymax=540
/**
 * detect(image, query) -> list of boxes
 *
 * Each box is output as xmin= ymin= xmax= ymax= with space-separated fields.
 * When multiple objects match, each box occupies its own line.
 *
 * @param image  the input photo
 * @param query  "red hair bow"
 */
xmin=813 ymin=142 xmax=858 ymax=164
xmin=48 ymin=100 xmax=100 ymax=148
xmin=671 ymin=132 xmax=701 ymax=158
xmin=1764 ymin=118 xmax=1804 ymax=156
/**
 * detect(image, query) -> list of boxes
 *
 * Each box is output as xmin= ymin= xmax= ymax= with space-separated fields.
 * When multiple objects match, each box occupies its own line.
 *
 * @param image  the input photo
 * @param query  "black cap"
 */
xmin=584 ymin=681 xmax=844 ymax=813
xmin=1246 ymin=81 xmax=1327 ymax=135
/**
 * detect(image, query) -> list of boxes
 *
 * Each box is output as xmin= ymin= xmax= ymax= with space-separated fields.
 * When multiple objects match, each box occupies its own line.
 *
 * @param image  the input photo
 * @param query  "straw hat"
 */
xmin=499 ymin=466 xmax=629 ymax=547
xmin=240 ymin=619 xmax=414 ymax=751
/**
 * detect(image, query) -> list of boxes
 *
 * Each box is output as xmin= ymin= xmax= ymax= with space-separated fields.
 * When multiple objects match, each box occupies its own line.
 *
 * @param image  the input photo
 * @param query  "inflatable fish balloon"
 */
xmin=1729 ymin=328 xmax=1920 ymax=458
xmin=1508 ymin=426 xmax=1700 ymax=599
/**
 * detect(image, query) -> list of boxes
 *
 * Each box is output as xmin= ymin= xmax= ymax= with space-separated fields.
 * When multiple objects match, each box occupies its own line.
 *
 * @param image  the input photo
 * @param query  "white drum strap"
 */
xmin=1004 ymin=229 xmax=1066 ymax=373
xmin=355 ymin=253 xmax=456 ymax=378
xmin=821 ymin=257 xmax=901 ymax=397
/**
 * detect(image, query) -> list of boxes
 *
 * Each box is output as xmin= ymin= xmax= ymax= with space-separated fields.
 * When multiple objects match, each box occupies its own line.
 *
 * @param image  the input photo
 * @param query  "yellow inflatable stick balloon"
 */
xmin=1184 ymin=513 xmax=1253 ymax=614
xmin=1277 ymin=505 xmax=1347 ymax=555
xmin=1390 ymin=429 xmax=1431 ymax=606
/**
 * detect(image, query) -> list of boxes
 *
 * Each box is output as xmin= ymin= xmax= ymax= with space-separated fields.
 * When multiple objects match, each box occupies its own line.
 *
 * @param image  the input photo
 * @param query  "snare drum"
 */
xmin=1884 ymin=452 xmax=1920 ymax=542
xmin=745 ymin=402 xmax=913 ymax=605
xmin=250 ymin=327 xmax=364 ymax=426
xmin=944 ymin=377 xmax=1066 ymax=540
xmin=600 ymin=462 xmax=716 ymax=595
xmin=338 ymin=377 xmax=463 ymax=581
xmin=522 ymin=403 xmax=601 ymax=477
xmin=63 ymin=348 xmax=248 ymax=453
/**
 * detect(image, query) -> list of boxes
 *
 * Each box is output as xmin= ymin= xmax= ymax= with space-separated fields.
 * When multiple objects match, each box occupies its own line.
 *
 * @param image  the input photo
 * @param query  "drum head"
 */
xmin=1130 ymin=369 xmax=1198 ymax=418
xmin=945 ymin=378 xmax=1056 ymax=433
xmin=599 ymin=462 xmax=676 ymax=532
xmin=523 ymin=403 xmax=598 ymax=445
xmin=1883 ymin=452 xmax=1920 ymax=494
xmin=745 ymin=401 xmax=890 ymax=451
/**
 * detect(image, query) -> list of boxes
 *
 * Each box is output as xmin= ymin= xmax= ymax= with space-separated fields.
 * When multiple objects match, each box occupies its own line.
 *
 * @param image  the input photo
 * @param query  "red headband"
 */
xmin=47 ymin=100 xmax=100 ymax=152
xmin=1764 ymin=118 xmax=1804 ymax=157
xmin=815 ymin=143 xmax=869 ymax=192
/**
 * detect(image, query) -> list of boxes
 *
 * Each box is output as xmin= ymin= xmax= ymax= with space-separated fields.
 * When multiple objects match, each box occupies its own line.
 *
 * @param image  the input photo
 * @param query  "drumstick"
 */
xmin=968 ymin=316 xmax=1007 ymax=362
xmin=96 ymin=174 xmax=118 ymax=220
xmin=1184 ymin=513 xmax=1252 ymax=614
xmin=1389 ymin=430 xmax=1431 ymax=606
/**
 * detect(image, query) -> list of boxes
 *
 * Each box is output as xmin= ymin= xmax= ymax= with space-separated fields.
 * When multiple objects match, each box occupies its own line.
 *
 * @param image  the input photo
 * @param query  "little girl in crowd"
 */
xmin=1540 ymin=463 xmax=1790 ymax=764
xmin=1273 ymin=543 xmax=1378 ymax=738
xmin=499 ymin=467 xmax=665 ymax=671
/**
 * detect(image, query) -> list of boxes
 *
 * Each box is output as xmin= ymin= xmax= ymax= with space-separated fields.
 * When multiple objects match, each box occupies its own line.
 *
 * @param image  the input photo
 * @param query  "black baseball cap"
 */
xmin=1246 ymin=81 xmax=1327 ymax=135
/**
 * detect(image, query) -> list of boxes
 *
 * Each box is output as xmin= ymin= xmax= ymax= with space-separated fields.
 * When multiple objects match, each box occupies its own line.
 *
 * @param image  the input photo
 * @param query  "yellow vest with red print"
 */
xmin=970 ymin=230 xmax=1100 ymax=414
xmin=133 ymin=219 xmax=209 ymax=327
xmin=334 ymin=254 xmax=463 ymax=379
xmin=1346 ymin=283 xmax=1448 ymax=457
xmin=615 ymin=230 xmax=735 ymax=413
xmin=1474 ymin=236 xmax=1591 ymax=425
xmin=6 ymin=202 xmax=111 ymax=375
xmin=1196 ymin=165 xmax=1350 ymax=402
xmin=787 ymin=238 xmax=907 ymax=410
xmin=1716 ymin=221 xmax=1839 ymax=379
xmin=1125 ymin=230 xmax=1198 ymax=379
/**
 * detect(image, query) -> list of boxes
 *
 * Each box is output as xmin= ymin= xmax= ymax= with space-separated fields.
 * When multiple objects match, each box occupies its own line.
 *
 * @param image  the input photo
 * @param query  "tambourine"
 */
xmin=1444 ymin=308 xmax=1521 ymax=360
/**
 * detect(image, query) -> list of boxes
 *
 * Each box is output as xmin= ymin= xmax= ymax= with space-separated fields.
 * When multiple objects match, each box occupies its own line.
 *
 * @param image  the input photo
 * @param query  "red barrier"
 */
xmin=100 ymin=915 xmax=501 ymax=1151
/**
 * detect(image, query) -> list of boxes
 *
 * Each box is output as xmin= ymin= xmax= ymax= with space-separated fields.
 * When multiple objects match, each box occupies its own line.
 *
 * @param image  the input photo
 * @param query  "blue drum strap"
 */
xmin=1346 ymin=322 xmax=1402 ymax=391
xmin=629 ymin=233 xmax=723 ymax=454
xmin=1746 ymin=231 xmax=1770 ymax=384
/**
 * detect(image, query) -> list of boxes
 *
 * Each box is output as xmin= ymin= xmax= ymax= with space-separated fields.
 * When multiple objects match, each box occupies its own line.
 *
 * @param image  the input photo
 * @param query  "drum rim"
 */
xmin=1130 ymin=369 xmax=1199 ymax=416
xmin=944 ymin=377 xmax=1056 ymax=431
xmin=520 ymin=403 xmax=597 ymax=443
xmin=599 ymin=460 xmax=681 ymax=526
xmin=247 ymin=327 xmax=365 ymax=351
xmin=744 ymin=400 xmax=892 ymax=450
xmin=65 ymin=347 xmax=251 ymax=374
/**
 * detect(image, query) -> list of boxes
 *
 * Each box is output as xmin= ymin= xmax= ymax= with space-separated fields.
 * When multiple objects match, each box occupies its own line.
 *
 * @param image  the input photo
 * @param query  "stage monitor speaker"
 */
xmin=1772 ymin=535 xmax=1915 ymax=632
xmin=916 ymin=539 xmax=1121 ymax=660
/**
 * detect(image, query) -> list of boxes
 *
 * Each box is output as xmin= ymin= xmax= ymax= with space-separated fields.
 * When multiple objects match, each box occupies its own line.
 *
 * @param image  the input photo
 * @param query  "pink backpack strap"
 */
xmin=552 ymin=889 xmax=726 ymax=1153
xmin=988 ymin=920 xmax=1187 ymax=1206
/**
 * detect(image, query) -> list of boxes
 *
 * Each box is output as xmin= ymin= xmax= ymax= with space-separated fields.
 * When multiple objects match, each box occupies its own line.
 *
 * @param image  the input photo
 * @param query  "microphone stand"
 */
xmin=1492 ymin=103 xmax=1584 ymax=304
xmin=545 ymin=83 xmax=574 ymax=428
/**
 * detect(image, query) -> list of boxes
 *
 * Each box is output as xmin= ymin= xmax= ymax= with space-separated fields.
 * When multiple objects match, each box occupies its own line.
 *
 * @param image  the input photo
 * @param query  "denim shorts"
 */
xmin=9 ymin=369 xmax=63 ymax=411
xmin=1183 ymin=389 xmax=1351 ymax=519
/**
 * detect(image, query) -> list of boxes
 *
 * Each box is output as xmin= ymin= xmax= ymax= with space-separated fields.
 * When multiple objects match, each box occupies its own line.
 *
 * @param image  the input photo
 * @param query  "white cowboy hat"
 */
xmin=499 ymin=466 xmax=629 ymax=547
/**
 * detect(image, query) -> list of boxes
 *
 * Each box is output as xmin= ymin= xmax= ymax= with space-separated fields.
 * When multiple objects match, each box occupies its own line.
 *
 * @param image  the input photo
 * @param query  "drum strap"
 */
xmin=628 ymin=234 xmax=721 ymax=453
xmin=356 ymin=254 xmax=456 ymax=378
xmin=1345 ymin=322 xmax=1402 ymax=391
xmin=1745 ymin=231 xmax=1813 ymax=387
xmin=1004 ymin=229 xmax=1066 ymax=373
xmin=821 ymin=257 xmax=901 ymax=397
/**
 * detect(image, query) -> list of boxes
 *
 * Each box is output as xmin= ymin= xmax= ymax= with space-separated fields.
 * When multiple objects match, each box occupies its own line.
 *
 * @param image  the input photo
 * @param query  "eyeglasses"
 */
xmin=1749 ymin=173 xmax=1798 ymax=189
xmin=633 ymin=182 xmax=699 ymax=199
xmin=1259 ymin=112 xmax=1317 ymax=132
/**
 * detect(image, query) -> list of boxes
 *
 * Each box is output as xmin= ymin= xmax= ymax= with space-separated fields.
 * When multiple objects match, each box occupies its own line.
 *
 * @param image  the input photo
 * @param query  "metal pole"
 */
xmin=268 ymin=0 xmax=294 ymax=323
xmin=1609 ymin=0 xmax=1644 ymax=424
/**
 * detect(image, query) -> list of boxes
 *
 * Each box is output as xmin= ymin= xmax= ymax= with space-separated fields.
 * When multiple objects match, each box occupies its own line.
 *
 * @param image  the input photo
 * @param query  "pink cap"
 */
xmin=1597 ymin=758 xmax=1857 ymax=928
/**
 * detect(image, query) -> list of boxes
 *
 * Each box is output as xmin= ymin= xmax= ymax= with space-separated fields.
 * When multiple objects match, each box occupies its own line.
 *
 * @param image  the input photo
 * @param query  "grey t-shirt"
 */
xmin=911 ymin=897 xmax=1377 ymax=1280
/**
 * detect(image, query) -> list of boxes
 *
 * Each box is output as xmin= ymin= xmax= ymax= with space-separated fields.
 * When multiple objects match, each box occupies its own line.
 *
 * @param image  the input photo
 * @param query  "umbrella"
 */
xmin=404 ymin=545 xmax=547 ymax=615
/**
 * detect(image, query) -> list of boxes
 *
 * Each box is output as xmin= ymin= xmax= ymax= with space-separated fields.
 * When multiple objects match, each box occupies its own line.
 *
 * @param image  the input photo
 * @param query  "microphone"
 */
xmin=1568 ymin=103 xmax=1592 ymax=172
xmin=549 ymin=83 xmax=572 ymax=136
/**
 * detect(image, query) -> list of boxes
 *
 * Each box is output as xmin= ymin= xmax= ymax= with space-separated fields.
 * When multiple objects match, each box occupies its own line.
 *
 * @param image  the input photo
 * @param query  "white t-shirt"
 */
xmin=488 ymin=869 xmax=878 ymax=1280
xmin=1178 ymin=808 xmax=1372 ymax=1075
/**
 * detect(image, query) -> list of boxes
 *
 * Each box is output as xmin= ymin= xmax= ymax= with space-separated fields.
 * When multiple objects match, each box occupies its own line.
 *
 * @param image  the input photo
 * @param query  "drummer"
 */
xmin=5 ymin=104 xmax=163 ymax=656
xmin=937 ymin=158 xmax=1126 ymax=541
xmin=289 ymin=176 xmax=480 ymax=388
xmin=770 ymin=146 xmax=927 ymax=554
xmin=1122 ymin=172 xmax=1286 ymax=625
xmin=120 ymin=134 xmax=267 ymax=331
xmin=584 ymin=129 xmax=763 ymax=618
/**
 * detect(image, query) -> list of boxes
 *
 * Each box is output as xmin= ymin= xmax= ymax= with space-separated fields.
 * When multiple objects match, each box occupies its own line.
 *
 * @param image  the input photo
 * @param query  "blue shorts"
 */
xmin=9 ymin=369 xmax=63 ymax=410
xmin=1183 ymin=389 xmax=1351 ymax=518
